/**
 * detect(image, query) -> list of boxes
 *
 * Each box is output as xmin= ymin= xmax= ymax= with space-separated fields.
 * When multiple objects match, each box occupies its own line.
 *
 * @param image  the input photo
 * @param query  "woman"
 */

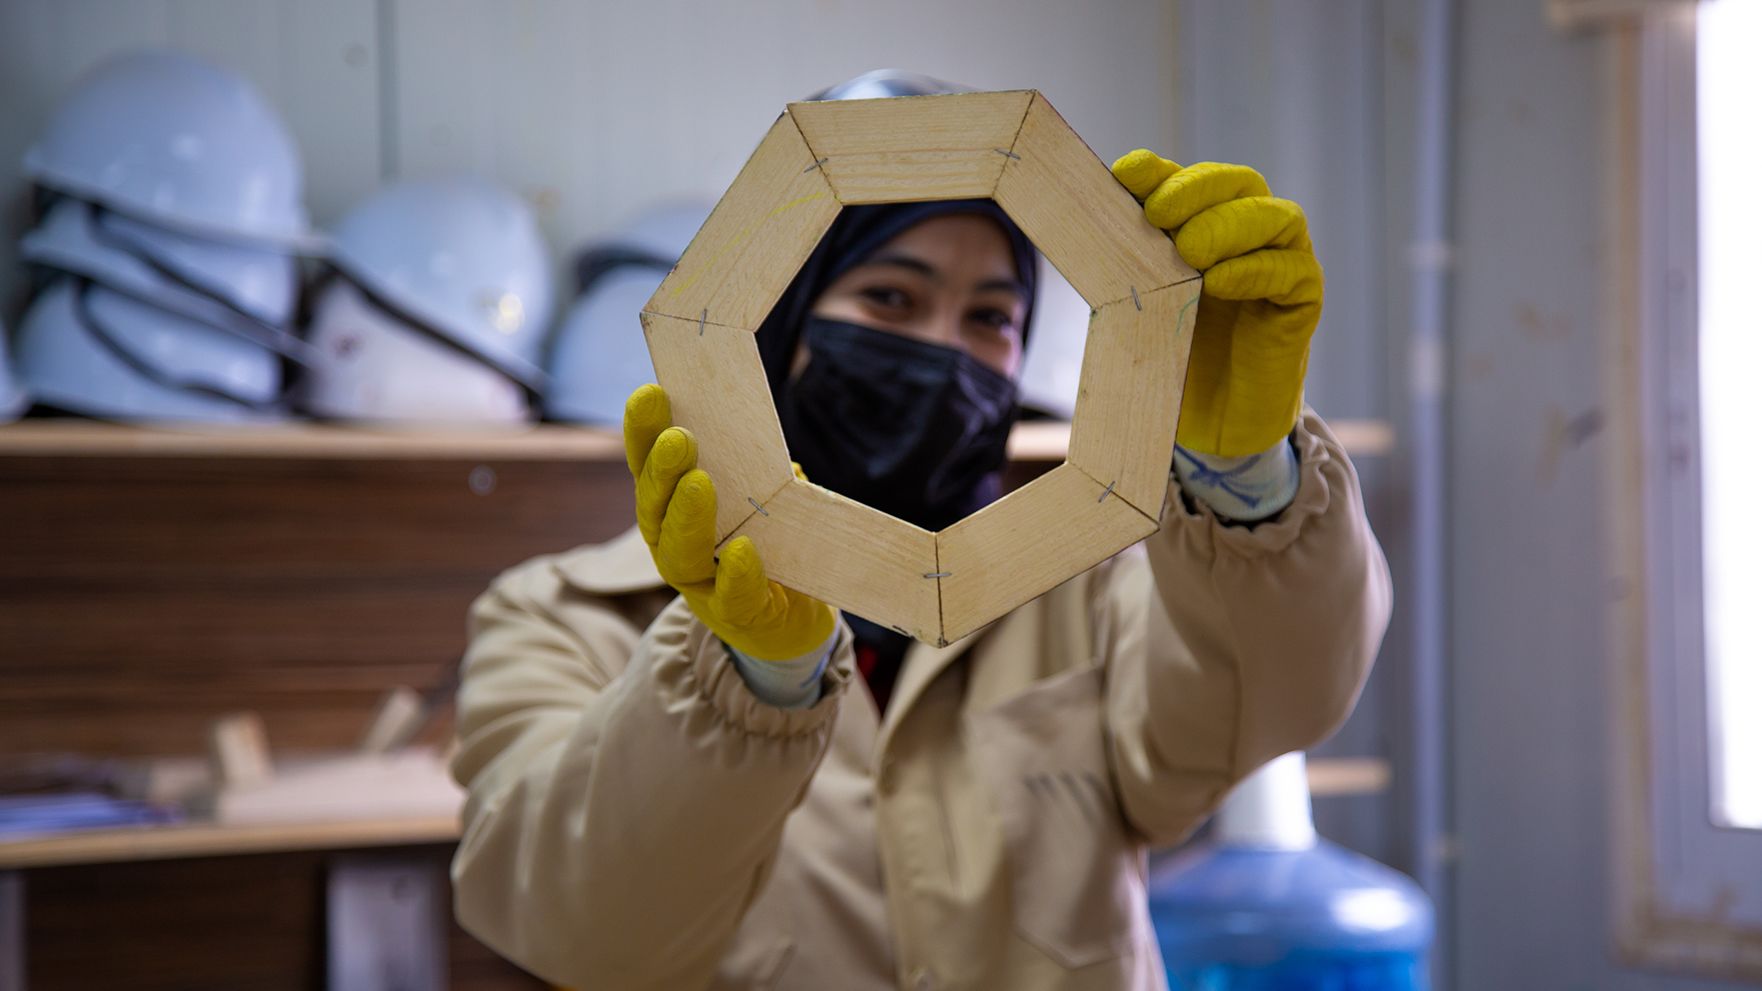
xmin=448 ymin=144 xmax=1391 ymax=989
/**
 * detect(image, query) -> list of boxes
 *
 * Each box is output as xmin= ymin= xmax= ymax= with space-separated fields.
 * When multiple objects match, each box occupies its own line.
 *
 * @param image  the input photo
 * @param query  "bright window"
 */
xmin=1696 ymin=0 xmax=1762 ymax=832
xmin=1617 ymin=4 xmax=1762 ymax=978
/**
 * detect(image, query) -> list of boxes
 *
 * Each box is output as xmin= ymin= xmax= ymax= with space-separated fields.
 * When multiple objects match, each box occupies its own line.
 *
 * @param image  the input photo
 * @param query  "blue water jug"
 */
xmin=1148 ymin=753 xmax=1433 ymax=990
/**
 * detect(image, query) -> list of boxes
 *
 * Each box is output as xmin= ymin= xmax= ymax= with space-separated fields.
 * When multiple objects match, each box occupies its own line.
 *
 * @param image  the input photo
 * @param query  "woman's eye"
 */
xmin=860 ymin=286 xmax=911 ymax=310
xmin=969 ymin=308 xmax=1016 ymax=332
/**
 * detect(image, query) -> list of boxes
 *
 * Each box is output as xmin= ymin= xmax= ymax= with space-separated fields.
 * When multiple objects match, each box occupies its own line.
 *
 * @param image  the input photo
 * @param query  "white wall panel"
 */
xmin=385 ymin=0 xmax=1179 ymax=322
xmin=1179 ymin=0 xmax=1386 ymax=423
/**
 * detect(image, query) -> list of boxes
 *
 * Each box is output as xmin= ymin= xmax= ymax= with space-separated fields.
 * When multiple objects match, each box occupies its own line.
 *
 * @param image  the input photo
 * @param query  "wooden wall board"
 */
xmin=786 ymin=91 xmax=1033 ymax=204
xmin=992 ymin=93 xmax=1197 ymax=310
xmin=1064 ymin=279 xmax=1200 ymax=519
xmin=642 ymin=313 xmax=796 ymax=540
xmin=936 ymin=463 xmax=1156 ymax=645
xmin=727 ymin=478 xmax=940 ymax=643
xmin=0 ymin=454 xmax=632 ymax=757
xmin=642 ymin=113 xmax=839 ymax=331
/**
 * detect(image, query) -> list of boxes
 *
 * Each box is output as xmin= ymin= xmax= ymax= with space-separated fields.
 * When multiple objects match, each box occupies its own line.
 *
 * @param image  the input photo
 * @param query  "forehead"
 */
xmin=862 ymin=213 xmax=1019 ymax=279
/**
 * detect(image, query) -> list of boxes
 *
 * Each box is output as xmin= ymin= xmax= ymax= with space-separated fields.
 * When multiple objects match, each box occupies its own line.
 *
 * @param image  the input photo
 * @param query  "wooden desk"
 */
xmin=0 ymin=816 xmax=539 ymax=991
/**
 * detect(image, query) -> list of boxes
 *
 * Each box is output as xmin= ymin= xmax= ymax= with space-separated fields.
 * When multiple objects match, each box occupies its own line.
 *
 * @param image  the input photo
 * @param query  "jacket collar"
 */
xmin=550 ymin=526 xmax=668 ymax=596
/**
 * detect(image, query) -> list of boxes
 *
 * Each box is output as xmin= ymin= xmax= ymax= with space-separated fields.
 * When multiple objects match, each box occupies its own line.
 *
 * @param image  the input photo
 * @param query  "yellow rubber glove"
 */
xmin=623 ymin=383 xmax=836 ymax=661
xmin=1111 ymin=153 xmax=1324 ymax=457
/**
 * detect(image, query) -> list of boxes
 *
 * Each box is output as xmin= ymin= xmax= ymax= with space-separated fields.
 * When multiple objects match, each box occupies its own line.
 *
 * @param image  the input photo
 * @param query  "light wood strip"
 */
xmin=644 ymin=113 xmax=840 ymax=330
xmin=0 ymin=816 xmax=461 ymax=871
xmin=0 ymin=418 xmax=1397 ymax=462
xmin=1306 ymin=756 xmax=1393 ymax=798
xmin=935 ymin=463 xmax=1156 ymax=644
xmin=1065 ymin=280 xmax=1199 ymax=519
xmin=642 ymin=313 xmax=796 ymax=540
xmin=728 ymin=478 xmax=940 ymax=643
xmin=993 ymin=93 xmax=1196 ymax=309
xmin=787 ymin=91 xmax=1032 ymax=204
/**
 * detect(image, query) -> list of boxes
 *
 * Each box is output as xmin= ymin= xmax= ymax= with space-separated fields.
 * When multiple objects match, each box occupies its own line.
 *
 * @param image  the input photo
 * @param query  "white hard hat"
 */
xmin=100 ymin=206 xmax=298 ymax=325
xmin=546 ymin=202 xmax=711 ymax=425
xmin=297 ymin=279 xmax=530 ymax=425
xmin=15 ymin=279 xmax=285 ymax=424
xmin=806 ymin=69 xmax=971 ymax=102
xmin=22 ymin=50 xmax=316 ymax=250
xmin=20 ymin=198 xmax=311 ymax=362
xmin=0 ymin=317 xmax=26 ymax=422
xmin=328 ymin=178 xmax=553 ymax=390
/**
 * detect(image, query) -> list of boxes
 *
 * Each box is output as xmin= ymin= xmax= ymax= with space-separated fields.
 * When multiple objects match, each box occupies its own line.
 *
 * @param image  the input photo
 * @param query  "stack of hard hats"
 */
xmin=12 ymin=50 xmax=315 ymax=424
xmin=545 ymin=202 xmax=711 ymax=425
xmin=298 ymin=178 xmax=555 ymax=425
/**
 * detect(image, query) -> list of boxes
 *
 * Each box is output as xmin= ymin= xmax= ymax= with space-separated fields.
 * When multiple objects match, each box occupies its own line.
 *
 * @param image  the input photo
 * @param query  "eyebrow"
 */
xmin=861 ymin=252 xmax=1032 ymax=299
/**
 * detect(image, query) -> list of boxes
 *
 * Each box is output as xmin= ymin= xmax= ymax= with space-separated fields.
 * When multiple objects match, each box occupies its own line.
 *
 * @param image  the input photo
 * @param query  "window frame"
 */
xmin=1611 ymin=5 xmax=1762 ymax=978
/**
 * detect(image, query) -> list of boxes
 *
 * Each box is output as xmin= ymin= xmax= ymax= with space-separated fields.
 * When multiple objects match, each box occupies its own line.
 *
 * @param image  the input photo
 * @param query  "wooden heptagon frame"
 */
xmin=643 ymin=90 xmax=1200 ymax=646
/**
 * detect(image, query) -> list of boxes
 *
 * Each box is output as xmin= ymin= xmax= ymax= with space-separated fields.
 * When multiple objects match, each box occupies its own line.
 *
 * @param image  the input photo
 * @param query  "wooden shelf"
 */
xmin=1305 ymin=756 xmax=1391 ymax=798
xmin=0 ymin=755 xmax=1389 ymax=871
xmin=0 ymin=418 xmax=1396 ymax=462
xmin=0 ymin=815 xmax=461 ymax=871
xmin=0 ymin=420 xmax=627 ymax=461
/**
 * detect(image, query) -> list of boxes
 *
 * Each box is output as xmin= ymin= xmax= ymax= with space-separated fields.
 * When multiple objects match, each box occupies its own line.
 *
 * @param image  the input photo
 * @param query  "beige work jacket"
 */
xmin=450 ymin=411 xmax=1391 ymax=991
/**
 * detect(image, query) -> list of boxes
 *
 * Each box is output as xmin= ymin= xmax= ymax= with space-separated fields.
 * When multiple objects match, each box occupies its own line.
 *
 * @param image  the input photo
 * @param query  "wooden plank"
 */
xmin=644 ymin=113 xmax=839 ymax=330
xmin=1065 ymin=279 xmax=1199 ymax=519
xmin=0 ymin=418 xmax=1396 ymax=462
xmin=642 ymin=312 xmax=796 ymax=540
xmin=0 ymin=420 xmax=626 ymax=461
xmin=0 ymin=816 xmax=460 ymax=871
xmin=1306 ymin=757 xmax=1392 ymax=798
xmin=728 ymin=478 xmax=939 ymax=643
xmin=993 ymin=93 xmax=1196 ymax=309
xmin=936 ymin=463 xmax=1157 ymax=645
xmin=209 ymin=713 xmax=274 ymax=790
xmin=787 ymin=91 xmax=1032 ymax=204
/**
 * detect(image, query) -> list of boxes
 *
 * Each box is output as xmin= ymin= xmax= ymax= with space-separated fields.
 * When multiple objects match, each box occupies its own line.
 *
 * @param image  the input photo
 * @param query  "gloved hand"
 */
xmin=1111 ymin=153 xmax=1324 ymax=458
xmin=624 ymin=383 xmax=836 ymax=661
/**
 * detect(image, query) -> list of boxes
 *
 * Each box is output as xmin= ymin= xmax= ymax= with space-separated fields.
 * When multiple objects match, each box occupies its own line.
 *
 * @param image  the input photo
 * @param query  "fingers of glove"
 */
xmin=634 ymin=426 xmax=697 ymax=546
xmin=1175 ymin=197 xmax=1312 ymax=272
xmin=712 ymin=536 xmax=774 ymax=630
xmin=623 ymin=384 xmax=672 ymax=478
xmin=655 ymin=468 xmax=718 ymax=586
xmin=1201 ymin=249 xmax=1325 ymax=309
xmin=791 ymin=461 xmax=809 ymax=482
xmin=1111 ymin=149 xmax=1182 ymax=201
xmin=1143 ymin=162 xmax=1272 ymax=232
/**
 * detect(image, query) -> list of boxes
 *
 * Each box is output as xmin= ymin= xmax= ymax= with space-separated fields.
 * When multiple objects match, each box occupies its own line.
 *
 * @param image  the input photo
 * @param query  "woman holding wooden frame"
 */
xmin=449 ymin=73 xmax=1390 ymax=991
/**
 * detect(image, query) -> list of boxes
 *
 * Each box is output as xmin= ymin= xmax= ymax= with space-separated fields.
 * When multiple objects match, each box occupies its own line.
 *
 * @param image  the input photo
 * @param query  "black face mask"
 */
xmin=779 ymin=318 xmax=1019 ymax=531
